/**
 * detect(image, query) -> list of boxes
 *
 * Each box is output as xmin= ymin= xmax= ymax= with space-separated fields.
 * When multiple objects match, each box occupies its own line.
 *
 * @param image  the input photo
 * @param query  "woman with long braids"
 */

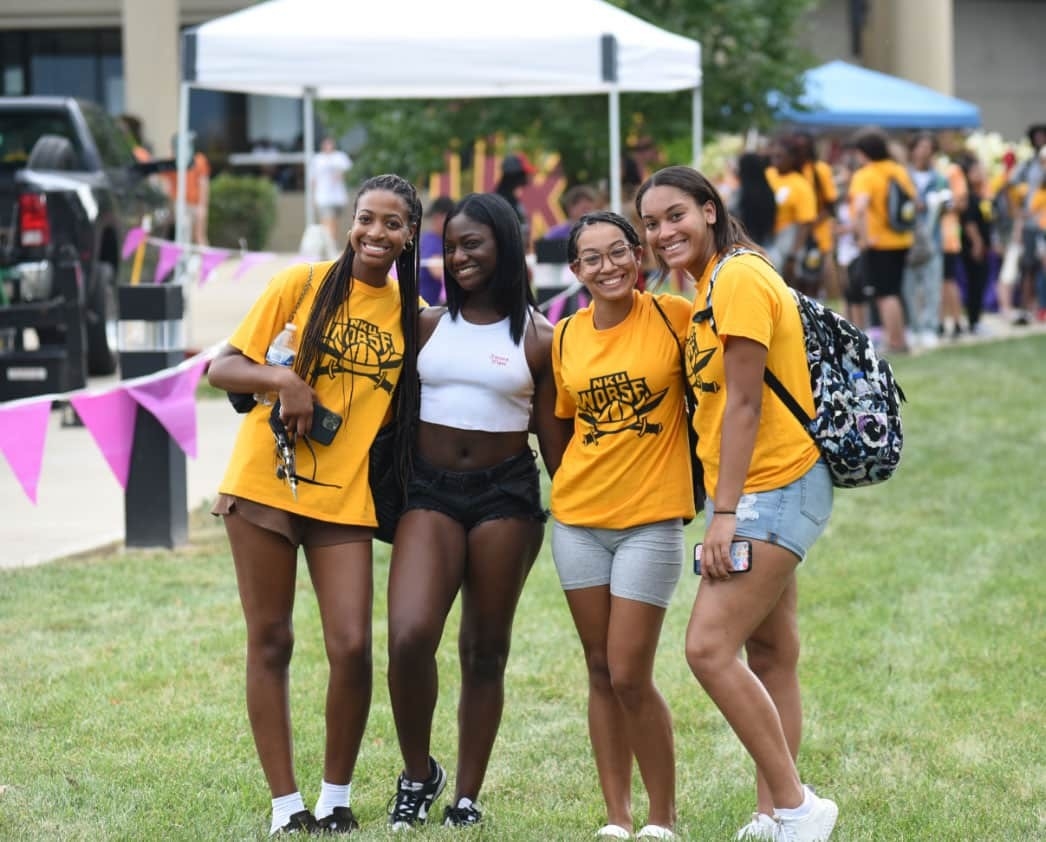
xmin=208 ymin=174 xmax=423 ymax=836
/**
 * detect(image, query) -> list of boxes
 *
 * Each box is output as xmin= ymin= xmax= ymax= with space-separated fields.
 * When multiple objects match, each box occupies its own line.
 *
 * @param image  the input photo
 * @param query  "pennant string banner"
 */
xmin=0 ymin=344 xmax=223 ymax=505
xmin=0 ymin=399 xmax=54 ymax=503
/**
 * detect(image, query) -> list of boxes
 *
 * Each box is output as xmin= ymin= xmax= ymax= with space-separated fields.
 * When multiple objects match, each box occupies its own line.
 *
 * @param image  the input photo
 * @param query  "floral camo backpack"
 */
xmin=704 ymin=248 xmax=907 ymax=488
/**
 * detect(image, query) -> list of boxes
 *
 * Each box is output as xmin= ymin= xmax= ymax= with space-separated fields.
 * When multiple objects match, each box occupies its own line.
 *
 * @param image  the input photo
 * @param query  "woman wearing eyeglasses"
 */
xmin=547 ymin=210 xmax=695 ymax=840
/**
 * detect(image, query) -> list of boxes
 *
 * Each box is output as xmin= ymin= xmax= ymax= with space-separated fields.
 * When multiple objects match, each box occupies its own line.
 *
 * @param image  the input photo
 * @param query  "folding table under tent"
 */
xmin=174 ymin=0 xmax=703 ymax=247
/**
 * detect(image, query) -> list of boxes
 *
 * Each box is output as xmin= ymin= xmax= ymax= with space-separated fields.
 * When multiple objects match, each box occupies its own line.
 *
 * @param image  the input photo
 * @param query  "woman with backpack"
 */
xmin=637 ymin=165 xmax=838 ymax=842
xmin=848 ymin=127 xmax=917 ymax=355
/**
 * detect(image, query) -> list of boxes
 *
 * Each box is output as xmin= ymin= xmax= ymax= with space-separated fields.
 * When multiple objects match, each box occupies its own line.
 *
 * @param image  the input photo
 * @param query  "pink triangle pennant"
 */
xmin=0 ymin=399 xmax=53 ymax=504
xmin=198 ymin=249 xmax=230 ymax=286
xmin=153 ymin=242 xmax=183 ymax=284
xmin=69 ymin=387 xmax=139 ymax=489
xmin=232 ymin=251 xmax=276 ymax=280
xmin=121 ymin=227 xmax=146 ymax=260
xmin=127 ymin=358 xmax=208 ymax=458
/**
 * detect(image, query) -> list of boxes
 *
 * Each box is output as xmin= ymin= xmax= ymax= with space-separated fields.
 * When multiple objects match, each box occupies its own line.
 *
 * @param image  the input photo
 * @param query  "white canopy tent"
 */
xmin=175 ymin=0 xmax=702 ymax=246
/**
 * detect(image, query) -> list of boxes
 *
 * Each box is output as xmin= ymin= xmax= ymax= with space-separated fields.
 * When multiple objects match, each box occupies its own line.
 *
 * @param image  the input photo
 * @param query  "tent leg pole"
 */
xmin=608 ymin=87 xmax=622 ymax=214
xmin=175 ymin=82 xmax=191 ymax=249
xmin=303 ymin=89 xmax=316 ymax=228
xmin=692 ymin=84 xmax=703 ymax=169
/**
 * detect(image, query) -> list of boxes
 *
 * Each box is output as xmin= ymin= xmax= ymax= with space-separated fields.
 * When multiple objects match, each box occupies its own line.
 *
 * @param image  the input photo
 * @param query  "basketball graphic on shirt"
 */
xmin=315 ymin=317 xmax=402 ymax=392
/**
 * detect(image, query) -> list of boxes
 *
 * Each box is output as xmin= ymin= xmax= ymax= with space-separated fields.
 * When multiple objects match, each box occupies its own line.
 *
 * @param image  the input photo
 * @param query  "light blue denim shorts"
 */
xmin=551 ymin=518 xmax=684 ymax=608
xmin=704 ymin=460 xmax=833 ymax=562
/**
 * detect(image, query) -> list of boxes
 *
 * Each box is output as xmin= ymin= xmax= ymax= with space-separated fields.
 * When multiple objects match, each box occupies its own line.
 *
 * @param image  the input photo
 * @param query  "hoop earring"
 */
xmin=404 ymin=239 xmax=414 ymax=252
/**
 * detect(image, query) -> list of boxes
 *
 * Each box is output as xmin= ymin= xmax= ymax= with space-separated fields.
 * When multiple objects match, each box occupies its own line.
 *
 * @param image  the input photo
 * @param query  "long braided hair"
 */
xmin=293 ymin=173 xmax=423 ymax=493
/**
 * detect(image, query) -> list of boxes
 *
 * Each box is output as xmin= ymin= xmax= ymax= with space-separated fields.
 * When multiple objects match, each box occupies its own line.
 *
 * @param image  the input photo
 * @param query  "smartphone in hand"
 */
xmin=694 ymin=540 xmax=753 ymax=575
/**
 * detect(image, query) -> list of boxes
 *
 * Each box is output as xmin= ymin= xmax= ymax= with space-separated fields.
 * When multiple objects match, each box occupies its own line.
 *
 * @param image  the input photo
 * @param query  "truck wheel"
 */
xmin=27 ymin=134 xmax=78 ymax=171
xmin=86 ymin=263 xmax=118 ymax=376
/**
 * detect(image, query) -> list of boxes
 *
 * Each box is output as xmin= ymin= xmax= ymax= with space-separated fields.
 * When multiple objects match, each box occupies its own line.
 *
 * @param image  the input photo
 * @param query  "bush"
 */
xmin=206 ymin=173 xmax=278 ymax=250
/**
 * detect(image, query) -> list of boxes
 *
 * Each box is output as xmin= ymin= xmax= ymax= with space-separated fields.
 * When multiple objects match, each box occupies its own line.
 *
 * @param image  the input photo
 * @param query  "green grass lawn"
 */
xmin=2 ymin=336 xmax=1044 ymax=841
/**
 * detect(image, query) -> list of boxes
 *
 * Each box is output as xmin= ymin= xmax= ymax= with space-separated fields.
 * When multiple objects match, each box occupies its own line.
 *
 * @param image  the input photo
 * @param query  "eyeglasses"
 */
xmin=575 ymin=244 xmax=636 ymax=271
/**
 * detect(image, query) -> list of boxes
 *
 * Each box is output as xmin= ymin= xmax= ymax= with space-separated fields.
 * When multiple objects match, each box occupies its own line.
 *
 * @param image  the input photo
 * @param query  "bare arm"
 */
xmin=207 ymin=344 xmax=316 ymax=437
xmin=701 ymin=335 xmax=765 ymax=581
xmin=526 ymin=314 xmax=573 ymax=478
xmin=852 ymin=194 xmax=871 ymax=249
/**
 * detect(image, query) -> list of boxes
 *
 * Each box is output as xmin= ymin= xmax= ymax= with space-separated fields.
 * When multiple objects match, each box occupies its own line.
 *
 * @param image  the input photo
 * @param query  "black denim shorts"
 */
xmin=404 ymin=449 xmax=547 ymax=530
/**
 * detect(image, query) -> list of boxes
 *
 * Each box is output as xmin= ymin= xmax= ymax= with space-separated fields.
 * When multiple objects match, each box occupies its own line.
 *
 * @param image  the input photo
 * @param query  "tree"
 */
xmin=319 ymin=0 xmax=817 ymax=186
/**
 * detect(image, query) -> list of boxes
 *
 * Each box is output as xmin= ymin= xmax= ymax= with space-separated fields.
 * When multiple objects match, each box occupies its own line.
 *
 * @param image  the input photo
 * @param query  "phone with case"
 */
xmin=694 ymin=540 xmax=753 ymax=575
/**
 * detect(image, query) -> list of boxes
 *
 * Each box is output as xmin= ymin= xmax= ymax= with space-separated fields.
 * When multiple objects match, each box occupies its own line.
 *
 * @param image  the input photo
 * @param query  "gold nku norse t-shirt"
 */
xmin=219 ymin=261 xmax=405 ymax=526
xmin=551 ymin=291 xmax=696 ymax=529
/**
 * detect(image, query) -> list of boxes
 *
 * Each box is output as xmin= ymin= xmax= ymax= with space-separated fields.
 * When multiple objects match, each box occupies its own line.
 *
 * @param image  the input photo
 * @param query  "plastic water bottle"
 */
xmin=254 ymin=322 xmax=298 ymax=406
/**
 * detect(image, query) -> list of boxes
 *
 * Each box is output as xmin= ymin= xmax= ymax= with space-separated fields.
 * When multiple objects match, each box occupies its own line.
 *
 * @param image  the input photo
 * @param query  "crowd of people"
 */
xmin=203 ymin=120 xmax=1044 ymax=840
xmin=716 ymin=123 xmax=1046 ymax=353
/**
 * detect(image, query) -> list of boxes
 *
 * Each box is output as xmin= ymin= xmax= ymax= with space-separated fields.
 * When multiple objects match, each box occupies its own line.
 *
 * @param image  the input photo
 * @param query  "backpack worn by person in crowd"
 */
xmin=556 ymin=309 xmax=705 ymax=519
xmin=224 ymin=264 xmax=405 ymax=542
xmin=886 ymin=177 xmax=917 ymax=233
xmin=702 ymin=248 xmax=907 ymax=488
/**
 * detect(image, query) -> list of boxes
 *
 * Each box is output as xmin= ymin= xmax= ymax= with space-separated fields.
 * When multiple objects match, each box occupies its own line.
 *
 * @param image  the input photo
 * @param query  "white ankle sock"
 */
xmin=776 ymin=786 xmax=813 ymax=820
xmin=314 ymin=780 xmax=351 ymax=821
xmin=270 ymin=791 xmax=307 ymax=835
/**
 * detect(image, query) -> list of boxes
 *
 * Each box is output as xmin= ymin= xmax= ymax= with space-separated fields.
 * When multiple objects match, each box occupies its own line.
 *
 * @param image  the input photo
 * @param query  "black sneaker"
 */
xmin=317 ymin=806 xmax=359 ymax=834
xmin=274 ymin=809 xmax=320 ymax=835
xmin=387 ymin=756 xmax=447 ymax=830
xmin=443 ymin=799 xmax=483 ymax=827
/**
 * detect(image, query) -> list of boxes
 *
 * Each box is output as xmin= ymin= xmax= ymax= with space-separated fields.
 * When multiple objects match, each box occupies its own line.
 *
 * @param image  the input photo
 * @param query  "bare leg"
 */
xmin=685 ymin=540 xmax=805 ymax=811
xmin=607 ymin=597 xmax=676 ymax=829
xmin=226 ymin=512 xmax=300 ymax=797
xmin=745 ymin=575 xmax=801 ymax=816
xmin=452 ymin=516 xmax=543 ymax=802
xmin=387 ymin=509 xmax=466 ymax=781
xmin=562 ymin=585 xmax=635 ymax=831
xmin=877 ymin=294 xmax=907 ymax=350
xmin=306 ymin=540 xmax=374 ymax=785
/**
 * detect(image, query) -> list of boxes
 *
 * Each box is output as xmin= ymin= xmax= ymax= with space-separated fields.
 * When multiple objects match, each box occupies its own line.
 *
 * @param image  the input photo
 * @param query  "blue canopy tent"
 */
xmin=774 ymin=60 xmax=982 ymax=130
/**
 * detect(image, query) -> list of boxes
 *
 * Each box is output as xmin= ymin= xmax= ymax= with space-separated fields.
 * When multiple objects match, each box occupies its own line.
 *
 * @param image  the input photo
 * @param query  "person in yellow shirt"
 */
xmin=207 ymin=174 xmax=423 ymax=836
xmin=549 ymin=211 xmax=693 ymax=840
xmin=939 ymin=146 xmax=970 ymax=337
xmin=765 ymin=136 xmax=818 ymax=294
xmin=849 ymin=127 xmax=916 ymax=354
xmin=795 ymin=131 xmax=840 ymax=299
xmin=637 ymin=166 xmax=838 ymax=842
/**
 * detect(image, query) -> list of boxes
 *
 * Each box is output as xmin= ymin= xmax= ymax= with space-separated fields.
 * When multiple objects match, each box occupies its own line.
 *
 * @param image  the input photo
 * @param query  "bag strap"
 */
xmin=649 ymin=295 xmax=687 ymax=388
xmin=556 ymin=313 xmax=574 ymax=363
xmin=288 ymin=263 xmax=314 ymax=324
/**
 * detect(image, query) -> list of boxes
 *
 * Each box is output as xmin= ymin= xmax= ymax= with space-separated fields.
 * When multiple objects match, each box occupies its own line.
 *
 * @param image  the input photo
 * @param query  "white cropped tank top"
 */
xmin=418 ymin=310 xmax=534 ymax=432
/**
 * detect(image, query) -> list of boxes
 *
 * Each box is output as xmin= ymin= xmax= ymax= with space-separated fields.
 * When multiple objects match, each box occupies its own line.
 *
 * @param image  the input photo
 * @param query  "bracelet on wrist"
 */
xmin=714 ymin=509 xmax=736 ymax=516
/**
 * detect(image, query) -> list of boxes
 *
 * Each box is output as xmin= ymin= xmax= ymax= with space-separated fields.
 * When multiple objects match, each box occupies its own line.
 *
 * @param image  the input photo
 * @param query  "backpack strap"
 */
xmin=649 ymin=295 xmax=686 ymax=378
xmin=699 ymin=250 xmax=815 ymax=430
xmin=697 ymin=247 xmax=771 ymax=334
xmin=556 ymin=313 xmax=574 ymax=364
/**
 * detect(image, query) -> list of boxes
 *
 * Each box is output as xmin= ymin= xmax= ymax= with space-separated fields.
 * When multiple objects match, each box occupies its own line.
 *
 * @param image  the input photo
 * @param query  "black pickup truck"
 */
xmin=0 ymin=97 xmax=173 ymax=400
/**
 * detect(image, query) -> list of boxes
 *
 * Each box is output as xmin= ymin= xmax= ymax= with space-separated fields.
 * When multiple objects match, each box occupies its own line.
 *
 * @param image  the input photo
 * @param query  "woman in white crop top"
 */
xmin=385 ymin=193 xmax=571 ymax=829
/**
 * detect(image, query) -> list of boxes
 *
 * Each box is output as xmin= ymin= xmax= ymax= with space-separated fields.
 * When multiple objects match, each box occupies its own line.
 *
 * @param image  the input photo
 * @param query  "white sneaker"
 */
xmin=736 ymin=812 xmax=779 ymax=840
xmin=636 ymin=825 xmax=675 ymax=839
xmin=775 ymin=790 xmax=838 ymax=842
xmin=919 ymin=330 xmax=940 ymax=350
xmin=596 ymin=825 xmax=632 ymax=839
